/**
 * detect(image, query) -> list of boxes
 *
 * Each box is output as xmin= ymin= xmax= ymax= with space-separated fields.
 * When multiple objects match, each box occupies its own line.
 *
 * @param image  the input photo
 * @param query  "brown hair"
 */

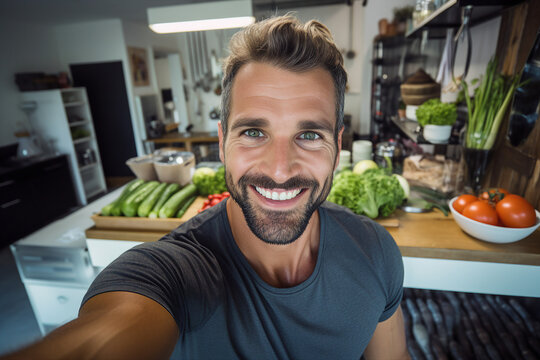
xmin=220 ymin=14 xmax=347 ymax=140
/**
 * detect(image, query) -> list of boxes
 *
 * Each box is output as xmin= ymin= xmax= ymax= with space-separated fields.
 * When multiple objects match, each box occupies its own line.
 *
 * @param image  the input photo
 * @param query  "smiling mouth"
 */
xmin=254 ymin=186 xmax=304 ymax=201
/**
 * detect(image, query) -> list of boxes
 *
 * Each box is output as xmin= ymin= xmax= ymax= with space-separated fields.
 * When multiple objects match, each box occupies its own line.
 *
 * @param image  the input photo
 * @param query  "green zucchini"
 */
xmin=137 ymin=182 xmax=167 ymax=217
xmin=121 ymin=181 xmax=160 ymax=217
xmin=159 ymin=184 xmax=198 ymax=218
xmin=110 ymin=179 xmax=145 ymax=216
xmin=175 ymin=195 xmax=197 ymax=218
xmin=148 ymin=183 xmax=181 ymax=218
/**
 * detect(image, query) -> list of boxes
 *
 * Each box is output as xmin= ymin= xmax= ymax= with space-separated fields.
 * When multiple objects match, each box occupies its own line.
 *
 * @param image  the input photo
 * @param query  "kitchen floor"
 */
xmin=0 ymin=246 xmax=41 ymax=356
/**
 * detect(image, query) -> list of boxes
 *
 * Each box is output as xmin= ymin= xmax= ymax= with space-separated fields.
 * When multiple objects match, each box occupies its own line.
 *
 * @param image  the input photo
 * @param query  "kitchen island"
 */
xmin=85 ymin=191 xmax=540 ymax=298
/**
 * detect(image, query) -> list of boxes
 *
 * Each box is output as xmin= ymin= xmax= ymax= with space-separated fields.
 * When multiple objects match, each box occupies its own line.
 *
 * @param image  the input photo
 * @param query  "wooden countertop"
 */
xmin=388 ymin=210 xmax=540 ymax=266
xmin=86 ymin=207 xmax=540 ymax=266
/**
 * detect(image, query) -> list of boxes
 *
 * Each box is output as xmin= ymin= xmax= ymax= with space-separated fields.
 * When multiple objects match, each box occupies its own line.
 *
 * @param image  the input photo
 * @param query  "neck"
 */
xmin=226 ymin=199 xmax=320 ymax=288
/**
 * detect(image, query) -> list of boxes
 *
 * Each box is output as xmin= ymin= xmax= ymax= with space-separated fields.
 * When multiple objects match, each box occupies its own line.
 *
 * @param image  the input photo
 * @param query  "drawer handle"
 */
xmin=1 ymin=198 xmax=21 ymax=209
xmin=57 ymin=295 xmax=68 ymax=304
xmin=0 ymin=180 xmax=14 ymax=188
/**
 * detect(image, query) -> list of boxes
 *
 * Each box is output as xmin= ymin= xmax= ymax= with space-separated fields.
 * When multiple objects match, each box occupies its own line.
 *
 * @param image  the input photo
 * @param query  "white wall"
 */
xmin=0 ymin=20 xmax=62 ymax=147
xmin=54 ymin=19 xmax=145 ymax=156
xmin=122 ymin=20 xmax=180 ymax=98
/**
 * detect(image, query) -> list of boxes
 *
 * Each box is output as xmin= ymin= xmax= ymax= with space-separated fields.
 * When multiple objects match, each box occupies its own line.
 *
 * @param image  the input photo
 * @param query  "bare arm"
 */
xmin=363 ymin=305 xmax=410 ymax=360
xmin=1 ymin=291 xmax=179 ymax=360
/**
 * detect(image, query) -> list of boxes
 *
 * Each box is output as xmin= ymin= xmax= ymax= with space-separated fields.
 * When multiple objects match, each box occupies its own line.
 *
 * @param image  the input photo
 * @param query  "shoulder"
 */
xmin=84 ymin=203 xmax=228 ymax=333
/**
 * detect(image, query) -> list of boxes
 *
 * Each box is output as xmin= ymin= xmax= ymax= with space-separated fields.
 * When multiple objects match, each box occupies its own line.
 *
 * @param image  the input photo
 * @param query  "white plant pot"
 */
xmin=423 ymin=124 xmax=452 ymax=144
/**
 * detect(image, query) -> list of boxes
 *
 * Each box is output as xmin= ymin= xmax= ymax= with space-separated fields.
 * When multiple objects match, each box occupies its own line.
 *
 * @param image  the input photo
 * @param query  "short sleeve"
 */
xmin=81 ymin=235 xmax=224 ymax=334
xmin=373 ymin=224 xmax=404 ymax=322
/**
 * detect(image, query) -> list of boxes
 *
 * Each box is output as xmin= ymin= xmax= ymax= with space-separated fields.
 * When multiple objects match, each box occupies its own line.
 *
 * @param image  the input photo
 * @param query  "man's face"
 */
xmin=219 ymin=62 xmax=342 ymax=245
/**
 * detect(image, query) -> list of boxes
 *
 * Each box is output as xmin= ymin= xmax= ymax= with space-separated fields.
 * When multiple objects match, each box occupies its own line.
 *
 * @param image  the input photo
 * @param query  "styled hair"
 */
xmin=220 ymin=14 xmax=347 ymax=140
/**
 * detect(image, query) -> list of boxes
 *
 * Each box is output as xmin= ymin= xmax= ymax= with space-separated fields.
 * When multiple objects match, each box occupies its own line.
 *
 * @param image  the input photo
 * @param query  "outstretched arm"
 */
xmin=364 ymin=305 xmax=410 ymax=360
xmin=1 ymin=291 xmax=179 ymax=360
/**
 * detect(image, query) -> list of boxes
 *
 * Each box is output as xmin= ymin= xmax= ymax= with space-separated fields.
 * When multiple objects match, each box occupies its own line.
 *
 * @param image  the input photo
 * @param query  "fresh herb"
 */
xmin=462 ymin=57 xmax=521 ymax=149
xmin=416 ymin=99 xmax=457 ymax=127
xmin=192 ymin=166 xmax=227 ymax=196
xmin=328 ymin=168 xmax=405 ymax=219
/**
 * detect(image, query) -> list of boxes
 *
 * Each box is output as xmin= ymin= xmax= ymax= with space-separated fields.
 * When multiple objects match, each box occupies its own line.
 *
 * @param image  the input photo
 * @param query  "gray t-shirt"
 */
xmin=82 ymin=200 xmax=404 ymax=359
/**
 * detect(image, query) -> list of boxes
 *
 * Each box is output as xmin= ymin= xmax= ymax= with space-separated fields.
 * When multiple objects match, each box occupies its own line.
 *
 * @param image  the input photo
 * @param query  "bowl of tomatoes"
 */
xmin=449 ymin=189 xmax=540 ymax=243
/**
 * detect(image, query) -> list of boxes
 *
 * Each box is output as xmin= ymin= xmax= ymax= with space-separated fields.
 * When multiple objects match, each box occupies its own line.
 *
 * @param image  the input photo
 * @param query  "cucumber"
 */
xmin=175 ymin=195 xmax=197 ymax=218
xmin=110 ymin=179 xmax=145 ymax=216
xmin=100 ymin=202 xmax=115 ymax=216
xmin=121 ymin=181 xmax=160 ymax=217
xmin=137 ymin=182 xmax=167 ymax=217
xmin=159 ymin=184 xmax=198 ymax=218
xmin=148 ymin=183 xmax=181 ymax=218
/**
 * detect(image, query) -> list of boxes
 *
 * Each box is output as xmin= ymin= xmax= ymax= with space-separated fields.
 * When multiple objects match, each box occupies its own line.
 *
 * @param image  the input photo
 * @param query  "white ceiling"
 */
xmin=0 ymin=0 xmax=349 ymax=25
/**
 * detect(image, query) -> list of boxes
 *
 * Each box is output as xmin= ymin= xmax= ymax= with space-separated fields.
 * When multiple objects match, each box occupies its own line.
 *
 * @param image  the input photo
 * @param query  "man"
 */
xmin=3 ymin=15 xmax=408 ymax=360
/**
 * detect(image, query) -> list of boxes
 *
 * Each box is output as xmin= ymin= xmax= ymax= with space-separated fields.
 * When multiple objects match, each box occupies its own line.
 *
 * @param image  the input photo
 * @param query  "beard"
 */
xmin=225 ymin=168 xmax=333 ymax=245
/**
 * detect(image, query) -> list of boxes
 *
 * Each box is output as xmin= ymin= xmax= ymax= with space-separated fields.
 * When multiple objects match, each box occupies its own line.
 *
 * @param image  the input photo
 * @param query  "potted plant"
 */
xmin=416 ymin=98 xmax=457 ymax=144
xmin=393 ymin=6 xmax=414 ymax=34
xmin=460 ymin=57 xmax=521 ymax=192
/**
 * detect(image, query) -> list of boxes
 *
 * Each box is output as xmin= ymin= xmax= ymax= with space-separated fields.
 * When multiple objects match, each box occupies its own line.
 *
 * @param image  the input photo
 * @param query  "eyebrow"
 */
xmin=230 ymin=118 xmax=269 ymax=132
xmin=297 ymin=120 xmax=334 ymax=134
xmin=229 ymin=117 xmax=334 ymax=134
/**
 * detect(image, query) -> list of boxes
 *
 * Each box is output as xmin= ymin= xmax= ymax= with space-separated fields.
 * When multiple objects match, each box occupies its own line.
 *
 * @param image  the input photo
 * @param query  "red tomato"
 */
xmin=210 ymin=198 xmax=222 ymax=206
xmin=462 ymin=200 xmax=499 ymax=226
xmin=495 ymin=194 xmax=537 ymax=228
xmin=479 ymin=188 xmax=509 ymax=204
xmin=453 ymin=194 xmax=478 ymax=214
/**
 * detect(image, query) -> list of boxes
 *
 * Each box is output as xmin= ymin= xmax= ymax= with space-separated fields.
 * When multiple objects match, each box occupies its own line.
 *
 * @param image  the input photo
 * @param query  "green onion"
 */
xmin=462 ymin=57 xmax=521 ymax=150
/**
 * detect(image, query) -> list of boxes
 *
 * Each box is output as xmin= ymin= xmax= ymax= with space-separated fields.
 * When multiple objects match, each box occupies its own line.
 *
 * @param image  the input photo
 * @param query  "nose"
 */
xmin=262 ymin=137 xmax=299 ymax=185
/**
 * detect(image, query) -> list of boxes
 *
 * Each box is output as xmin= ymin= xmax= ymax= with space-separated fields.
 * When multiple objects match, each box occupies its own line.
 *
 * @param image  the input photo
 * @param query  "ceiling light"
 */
xmin=148 ymin=0 xmax=255 ymax=34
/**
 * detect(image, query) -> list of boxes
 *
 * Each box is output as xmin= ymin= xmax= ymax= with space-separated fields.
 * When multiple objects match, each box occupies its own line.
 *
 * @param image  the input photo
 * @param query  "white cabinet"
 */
xmin=21 ymin=88 xmax=106 ymax=205
xmin=25 ymin=282 xmax=89 ymax=332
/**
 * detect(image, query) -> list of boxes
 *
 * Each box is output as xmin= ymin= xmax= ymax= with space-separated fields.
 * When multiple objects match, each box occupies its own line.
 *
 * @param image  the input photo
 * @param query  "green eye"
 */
xmin=244 ymin=129 xmax=262 ymax=137
xmin=299 ymin=131 xmax=320 ymax=141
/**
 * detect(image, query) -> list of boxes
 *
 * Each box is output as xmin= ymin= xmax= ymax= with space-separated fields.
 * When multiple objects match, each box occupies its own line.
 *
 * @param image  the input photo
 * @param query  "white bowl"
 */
xmin=449 ymin=197 xmax=540 ymax=244
xmin=126 ymin=155 xmax=158 ymax=181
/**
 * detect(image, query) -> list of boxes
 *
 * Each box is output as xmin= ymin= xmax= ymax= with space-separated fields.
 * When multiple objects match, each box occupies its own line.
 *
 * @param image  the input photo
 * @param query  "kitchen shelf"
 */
xmin=22 ymin=88 xmax=106 ymax=205
xmin=79 ymin=162 xmax=98 ymax=172
xmin=406 ymin=0 xmax=520 ymax=39
xmin=85 ymin=186 xmax=105 ymax=199
xmin=391 ymin=116 xmax=422 ymax=142
xmin=69 ymin=120 xmax=89 ymax=127
xmin=72 ymin=136 xmax=92 ymax=145
xmin=64 ymin=101 xmax=86 ymax=107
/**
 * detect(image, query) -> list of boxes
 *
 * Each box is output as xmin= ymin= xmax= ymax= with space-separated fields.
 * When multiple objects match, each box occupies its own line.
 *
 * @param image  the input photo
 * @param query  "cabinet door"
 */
xmin=0 ymin=178 xmax=27 ymax=246
xmin=25 ymin=283 xmax=88 ymax=326
xmin=34 ymin=156 xmax=78 ymax=222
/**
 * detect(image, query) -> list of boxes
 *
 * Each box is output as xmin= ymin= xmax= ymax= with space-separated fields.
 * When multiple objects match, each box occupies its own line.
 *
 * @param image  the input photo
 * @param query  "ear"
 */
xmin=334 ymin=126 xmax=345 ymax=171
xmin=218 ymin=121 xmax=225 ymax=163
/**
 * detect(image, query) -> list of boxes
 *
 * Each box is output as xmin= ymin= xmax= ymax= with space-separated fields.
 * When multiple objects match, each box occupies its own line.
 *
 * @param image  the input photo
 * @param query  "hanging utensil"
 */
xmin=451 ymin=5 xmax=472 ymax=82
xmin=198 ymin=32 xmax=211 ymax=92
xmin=187 ymin=33 xmax=198 ymax=90
xmin=345 ymin=0 xmax=356 ymax=59
xmin=202 ymin=32 xmax=213 ymax=80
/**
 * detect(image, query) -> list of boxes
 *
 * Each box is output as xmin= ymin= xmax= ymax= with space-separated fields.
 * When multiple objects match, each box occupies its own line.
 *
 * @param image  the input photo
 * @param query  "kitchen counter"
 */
xmin=85 ymin=196 xmax=540 ymax=297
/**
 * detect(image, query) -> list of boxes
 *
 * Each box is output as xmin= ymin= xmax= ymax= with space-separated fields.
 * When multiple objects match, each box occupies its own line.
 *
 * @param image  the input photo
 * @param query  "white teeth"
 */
xmin=255 ymin=186 xmax=302 ymax=201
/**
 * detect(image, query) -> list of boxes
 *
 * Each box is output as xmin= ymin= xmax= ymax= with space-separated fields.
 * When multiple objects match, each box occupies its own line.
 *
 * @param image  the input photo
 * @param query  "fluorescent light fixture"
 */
xmin=148 ymin=0 xmax=255 ymax=33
